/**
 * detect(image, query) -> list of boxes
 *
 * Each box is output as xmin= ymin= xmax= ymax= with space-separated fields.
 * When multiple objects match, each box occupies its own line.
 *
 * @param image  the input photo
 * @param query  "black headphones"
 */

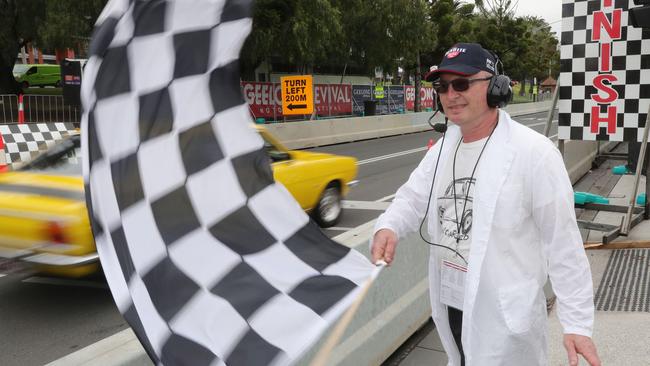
xmin=485 ymin=51 xmax=513 ymax=108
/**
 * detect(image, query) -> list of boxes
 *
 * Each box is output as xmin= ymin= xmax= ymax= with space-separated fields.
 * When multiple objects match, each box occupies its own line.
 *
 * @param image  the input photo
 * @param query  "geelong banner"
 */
xmin=242 ymin=82 xmax=352 ymax=120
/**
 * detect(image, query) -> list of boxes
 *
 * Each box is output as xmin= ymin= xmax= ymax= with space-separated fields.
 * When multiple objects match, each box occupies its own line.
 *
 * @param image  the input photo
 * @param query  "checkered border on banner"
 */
xmin=81 ymin=1 xmax=375 ymax=365
xmin=0 ymin=123 xmax=76 ymax=164
xmin=558 ymin=0 xmax=650 ymax=142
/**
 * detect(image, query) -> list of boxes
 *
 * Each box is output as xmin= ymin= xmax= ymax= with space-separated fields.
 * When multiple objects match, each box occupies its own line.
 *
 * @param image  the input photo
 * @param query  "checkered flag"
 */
xmin=80 ymin=1 xmax=378 ymax=365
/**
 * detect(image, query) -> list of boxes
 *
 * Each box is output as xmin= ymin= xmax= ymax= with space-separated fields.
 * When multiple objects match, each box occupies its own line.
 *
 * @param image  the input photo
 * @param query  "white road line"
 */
xmin=527 ymin=120 xmax=558 ymax=128
xmin=357 ymin=146 xmax=427 ymax=165
xmin=342 ymin=200 xmax=391 ymax=210
xmin=22 ymin=276 xmax=108 ymax=289
xmin=326 ymin=227 xmax=355 ymax=231
xmin=375 ymin=193 xmax=396 ymax=202
xmin=0 ymin=274 xmax=6 ymax=278
xmin=356 ymin=119 xmax=558 ymax=167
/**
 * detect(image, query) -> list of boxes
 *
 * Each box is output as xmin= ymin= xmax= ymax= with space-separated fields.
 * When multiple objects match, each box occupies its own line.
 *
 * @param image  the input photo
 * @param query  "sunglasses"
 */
xmin=433 ymin=76 xmax=493 ymax=94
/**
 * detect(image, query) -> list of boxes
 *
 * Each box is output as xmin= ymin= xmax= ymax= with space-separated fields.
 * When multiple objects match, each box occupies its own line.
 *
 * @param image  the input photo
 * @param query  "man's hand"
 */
xmin=563 ymin=334 xmax=600 ymax=366
xmin=371 ymin=229 xmax=398 ymax=265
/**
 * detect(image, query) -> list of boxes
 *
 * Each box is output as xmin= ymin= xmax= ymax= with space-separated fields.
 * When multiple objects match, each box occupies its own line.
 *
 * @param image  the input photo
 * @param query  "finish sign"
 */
xmin=281 ymin=75 xmax=314 ymax=115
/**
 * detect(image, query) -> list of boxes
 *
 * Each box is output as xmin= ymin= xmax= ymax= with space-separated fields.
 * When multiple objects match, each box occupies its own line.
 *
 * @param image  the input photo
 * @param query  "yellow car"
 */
xmin=0 ymin=135 xmax=96 ymax=277
xmin=257 ymin=126 xmax=358 ymax=227
xmin=0 ymin=127 xmax=357 ymax=277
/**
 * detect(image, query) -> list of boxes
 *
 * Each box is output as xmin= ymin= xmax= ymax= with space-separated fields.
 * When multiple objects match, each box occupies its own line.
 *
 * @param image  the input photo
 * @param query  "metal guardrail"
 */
xmin=0 ymin=94 xmax=80 ymax=124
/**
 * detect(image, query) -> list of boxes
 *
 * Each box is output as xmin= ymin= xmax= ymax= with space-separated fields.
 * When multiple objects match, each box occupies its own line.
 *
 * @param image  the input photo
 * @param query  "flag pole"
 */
xmin=309 ymin=261 xmax=385 ymax=366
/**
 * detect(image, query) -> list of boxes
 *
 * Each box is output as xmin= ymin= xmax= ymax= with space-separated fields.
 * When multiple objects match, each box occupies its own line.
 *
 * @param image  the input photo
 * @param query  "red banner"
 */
xmin=241 ymin=82 xmax=282 ymax=119
xmin=314 ymin=84 xmax=352 ymax=116
xmin=241 ymin=82 xmax=352 ymax=120
xmin=405 ymin=86 xmax=435 ymax=110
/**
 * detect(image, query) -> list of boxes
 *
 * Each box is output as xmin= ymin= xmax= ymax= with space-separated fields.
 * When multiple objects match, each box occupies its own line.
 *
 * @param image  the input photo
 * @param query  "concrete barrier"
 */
xmin=294 ymin=223 xmax=431 ymax=366
xmin=266 ymin=101 xmax=553 ymax=150
xmin=563 ymin=140 xmax=617 ymax=184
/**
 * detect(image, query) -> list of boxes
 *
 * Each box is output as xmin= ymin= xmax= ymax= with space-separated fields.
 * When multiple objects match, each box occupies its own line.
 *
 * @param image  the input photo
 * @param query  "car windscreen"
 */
xmin=13 ymin=64 xmax=30 ymax=74
xmin=19 ymin=135 xmax=82 ymax=176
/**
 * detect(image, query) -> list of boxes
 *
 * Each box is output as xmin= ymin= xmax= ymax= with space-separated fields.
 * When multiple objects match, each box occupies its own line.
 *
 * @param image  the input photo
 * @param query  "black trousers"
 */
xmin=448 ymin=306 xmax=465 ymax=366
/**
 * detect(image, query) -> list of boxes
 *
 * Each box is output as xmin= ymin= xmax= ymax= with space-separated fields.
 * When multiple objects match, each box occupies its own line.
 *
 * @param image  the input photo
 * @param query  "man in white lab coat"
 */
xmin=371 ymin=43 xmax=600 ymax=366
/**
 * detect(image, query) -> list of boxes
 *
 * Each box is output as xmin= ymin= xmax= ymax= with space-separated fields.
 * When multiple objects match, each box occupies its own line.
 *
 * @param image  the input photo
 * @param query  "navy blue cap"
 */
xmin=424 ymin=43 xmax=497 ymax=82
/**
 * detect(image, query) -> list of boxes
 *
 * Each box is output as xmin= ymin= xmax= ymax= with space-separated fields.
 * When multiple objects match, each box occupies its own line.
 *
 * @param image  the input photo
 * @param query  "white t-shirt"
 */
xmin=435 ymin=136 xmax=488 ymax=266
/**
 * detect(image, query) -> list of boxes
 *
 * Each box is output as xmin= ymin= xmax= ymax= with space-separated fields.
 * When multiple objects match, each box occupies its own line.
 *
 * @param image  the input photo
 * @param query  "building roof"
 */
xmin=541 ymin=77 xmax=557 ymax=87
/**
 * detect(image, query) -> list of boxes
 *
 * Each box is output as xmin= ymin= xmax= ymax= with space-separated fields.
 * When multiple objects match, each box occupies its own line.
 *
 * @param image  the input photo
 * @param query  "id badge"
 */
xmin=440 ymin=260 xmax=467 ymax=311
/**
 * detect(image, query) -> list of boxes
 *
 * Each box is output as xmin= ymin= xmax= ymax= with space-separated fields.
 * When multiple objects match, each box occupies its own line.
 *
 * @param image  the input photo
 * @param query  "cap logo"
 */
xmin=445 ymin=47 xmax=466 ymax=59
xmin=486 ymin=58 xmax=495 ymax=72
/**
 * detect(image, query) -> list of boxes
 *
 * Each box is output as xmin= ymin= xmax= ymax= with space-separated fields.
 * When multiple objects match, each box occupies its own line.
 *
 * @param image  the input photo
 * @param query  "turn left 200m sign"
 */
xmin=281 ymin=75 xmax=314 ymax=115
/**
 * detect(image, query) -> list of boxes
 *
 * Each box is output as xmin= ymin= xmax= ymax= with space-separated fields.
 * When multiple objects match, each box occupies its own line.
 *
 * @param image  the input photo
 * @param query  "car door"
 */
xmin=262 ymin=138 xmax=315 ymax=210
xmin=25 ymin=66 xmax=37 ymax=85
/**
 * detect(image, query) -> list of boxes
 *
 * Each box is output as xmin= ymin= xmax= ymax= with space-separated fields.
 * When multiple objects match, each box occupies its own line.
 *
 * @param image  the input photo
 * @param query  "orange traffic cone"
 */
xmin=17 ymin=94 xmax=25 ymax=124
xmin=427 ymin=138 xmax=434 ymax=150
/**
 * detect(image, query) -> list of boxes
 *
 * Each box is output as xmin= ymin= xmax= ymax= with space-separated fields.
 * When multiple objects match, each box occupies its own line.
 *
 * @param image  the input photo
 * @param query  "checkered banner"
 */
xmin=558 ymin=0 xmax=650 ymax=142
xmin=80 ymin=0 xmax=378 ymax=365
xmin=0 ymin=123 xmax=75 ymax=164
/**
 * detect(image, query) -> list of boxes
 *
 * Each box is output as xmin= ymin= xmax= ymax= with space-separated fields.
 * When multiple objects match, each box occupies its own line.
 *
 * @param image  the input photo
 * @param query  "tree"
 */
xmin=474 ymin=0 xmax=519 ymax=25
xmin=0 ymin=0 xmax=45 ymax=94
xmin=241 ymin=0 xmax=344 ymax=77
xmin=468 ymin=3 xmax=558 ymax=97
xmin=0 ymin=0 xmax=105 ymax=94
xmin=425 ymin=0 xmax=477 ymax=67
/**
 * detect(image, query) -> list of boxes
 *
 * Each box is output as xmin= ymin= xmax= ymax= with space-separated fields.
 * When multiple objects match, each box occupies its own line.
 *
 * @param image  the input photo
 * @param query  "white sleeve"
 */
xmin=373 ymin=143 xmax=441 ymax=240
xmin=532 ymin=146 xmax=594 ymax=337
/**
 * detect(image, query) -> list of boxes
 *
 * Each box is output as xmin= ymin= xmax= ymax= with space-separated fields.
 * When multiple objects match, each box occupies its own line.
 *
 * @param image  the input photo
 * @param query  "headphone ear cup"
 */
xmin=487 ymin=75 xmax=512 ymax=108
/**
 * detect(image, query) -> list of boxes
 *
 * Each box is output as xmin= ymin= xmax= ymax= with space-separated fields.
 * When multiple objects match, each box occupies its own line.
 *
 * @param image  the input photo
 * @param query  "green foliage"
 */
xmin=242 ymin=0 xmax=344 ymax=74
xmin=424 ymin=0 xmax=477 ymax=66
xmin=244 ymin=0 xmax=435 ymax=77
xmin=0 ymin=0 xmax=562 ymax=96
xmin=38 ymin=0 xmax=105 ymax=49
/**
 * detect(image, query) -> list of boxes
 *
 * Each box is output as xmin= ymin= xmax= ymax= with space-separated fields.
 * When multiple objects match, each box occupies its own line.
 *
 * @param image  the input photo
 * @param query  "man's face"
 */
xmin=437 ymin=71 xmax=493 ymax=127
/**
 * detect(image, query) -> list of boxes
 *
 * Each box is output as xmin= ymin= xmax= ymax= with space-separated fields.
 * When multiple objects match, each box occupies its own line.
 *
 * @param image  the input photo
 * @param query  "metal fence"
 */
xmin=0 ymin=94 xmax=81 ymax=124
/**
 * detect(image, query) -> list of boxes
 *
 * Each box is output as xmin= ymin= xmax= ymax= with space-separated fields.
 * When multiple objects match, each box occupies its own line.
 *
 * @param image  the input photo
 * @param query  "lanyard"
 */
xmin=451 ymin=121 xmax=498 ymax=245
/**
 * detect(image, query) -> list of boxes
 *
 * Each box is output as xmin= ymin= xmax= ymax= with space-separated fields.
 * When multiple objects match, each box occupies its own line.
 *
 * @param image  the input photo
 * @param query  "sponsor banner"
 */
xmin=378 ymin=86 xmax=405 ymax=115
xmin=352 ymin=85 xmax=372 ymax=115
xmin=241 ymin=82 xmax=282 ymax=119
xmin=405 ymin=86 xmax=435 ymax=111
xmin=352 ymin=85 xmax=406 ymax=115
xmin=242 ymin=82 xmax=352 ymax=119
xmin=314 ymin=84 xmax=352 ymax=116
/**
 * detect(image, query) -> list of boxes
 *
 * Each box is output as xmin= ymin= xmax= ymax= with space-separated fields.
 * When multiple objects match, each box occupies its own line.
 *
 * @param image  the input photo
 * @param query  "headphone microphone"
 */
xmin=427 ymin=101 xmax=449 ymax=133
xmin=433 ymin=119 xmax=448 ymax=133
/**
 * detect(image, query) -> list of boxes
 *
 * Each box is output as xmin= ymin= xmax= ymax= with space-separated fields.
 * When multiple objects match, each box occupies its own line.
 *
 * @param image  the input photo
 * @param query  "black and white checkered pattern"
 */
xmin=81 ymin=1 xmax=377 ymax=365
xmin=0 ymin=123 xmax=75 ymax=164
xmin=558 ymin=0 xmax=650 ymax=141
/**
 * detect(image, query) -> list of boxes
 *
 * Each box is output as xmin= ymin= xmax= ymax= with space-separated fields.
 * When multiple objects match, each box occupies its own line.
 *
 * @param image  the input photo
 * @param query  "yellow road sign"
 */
xmin=281 ymin=75 xmax=314 ymax=115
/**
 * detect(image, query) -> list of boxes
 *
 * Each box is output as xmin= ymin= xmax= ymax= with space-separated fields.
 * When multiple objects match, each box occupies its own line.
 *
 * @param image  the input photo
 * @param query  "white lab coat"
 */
xmin=374 ymin=110 xmax=594 ymax=365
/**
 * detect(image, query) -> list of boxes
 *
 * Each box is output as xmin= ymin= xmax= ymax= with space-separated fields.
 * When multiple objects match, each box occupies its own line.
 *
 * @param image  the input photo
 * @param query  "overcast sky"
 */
xmin=513 ymin=0 xmax=563 ymax=37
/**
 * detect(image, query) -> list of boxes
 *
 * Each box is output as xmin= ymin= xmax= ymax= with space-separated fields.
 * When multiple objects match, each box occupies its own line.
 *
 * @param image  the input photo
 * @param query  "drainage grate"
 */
xmin=595 ymin=249 xmax=650 ymax=312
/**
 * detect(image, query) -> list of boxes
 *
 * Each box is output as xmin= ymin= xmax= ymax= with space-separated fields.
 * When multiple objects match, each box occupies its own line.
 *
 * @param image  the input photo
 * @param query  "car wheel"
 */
xmin=314 ymin=183 xmax=342 ymax=228
xmin=21 ymin=81 xmax=29 ymax=89
xmin=55 ymin=80 xmax=61 ymax=87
